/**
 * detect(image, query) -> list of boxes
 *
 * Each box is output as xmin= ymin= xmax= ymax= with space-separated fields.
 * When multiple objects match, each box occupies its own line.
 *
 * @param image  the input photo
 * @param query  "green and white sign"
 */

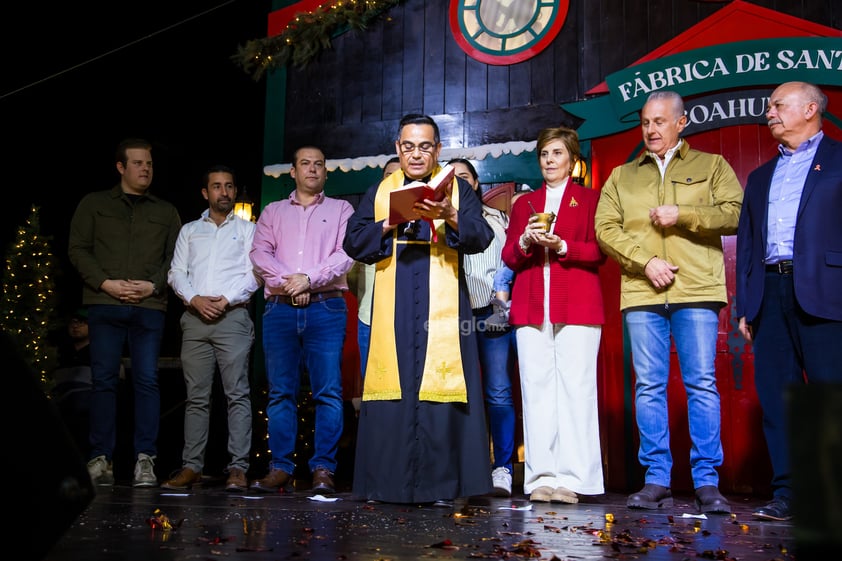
xmin=563 ymin=37 xmax=842 ymax=140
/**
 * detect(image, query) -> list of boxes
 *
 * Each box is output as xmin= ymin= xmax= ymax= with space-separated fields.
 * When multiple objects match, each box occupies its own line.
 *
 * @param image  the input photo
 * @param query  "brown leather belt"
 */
xmin=268 ymin=290 xmax=343 ymax=306
xmin=765 ymin=260 xmax=793 ymax=275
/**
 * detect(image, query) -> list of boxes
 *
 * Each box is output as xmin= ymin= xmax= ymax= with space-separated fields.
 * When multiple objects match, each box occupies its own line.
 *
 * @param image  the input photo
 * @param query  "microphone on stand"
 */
xmin=403 ymin=220 xmax=421 ymax=239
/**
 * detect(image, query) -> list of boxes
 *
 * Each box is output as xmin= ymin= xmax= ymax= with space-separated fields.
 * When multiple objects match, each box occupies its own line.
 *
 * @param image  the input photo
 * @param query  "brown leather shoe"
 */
xmin=249 ymin=469 xmax=292 ymax=493
xmin=225 ymin=468 xmax=248 ymax=493
xmin=161 ymin=467 xmax=202 ymax=490
xmin=311 ymin=468 xmax=335 ymax=494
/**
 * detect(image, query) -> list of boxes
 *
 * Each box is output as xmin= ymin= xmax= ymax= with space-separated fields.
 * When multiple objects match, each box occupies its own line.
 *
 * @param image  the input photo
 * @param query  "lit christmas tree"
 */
xmin=0 ymin=205 xmax=59 ymax=392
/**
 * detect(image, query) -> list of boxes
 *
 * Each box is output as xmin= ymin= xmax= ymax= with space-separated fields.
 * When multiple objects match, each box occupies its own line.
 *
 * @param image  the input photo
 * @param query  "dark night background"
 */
xmin=1 ymin=0 xmax=272 ymax=324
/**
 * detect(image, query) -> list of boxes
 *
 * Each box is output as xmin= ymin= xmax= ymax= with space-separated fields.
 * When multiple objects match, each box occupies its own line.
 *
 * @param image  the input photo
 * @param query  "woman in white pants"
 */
xmin=501 ymin=126 xmax=606 ymax=503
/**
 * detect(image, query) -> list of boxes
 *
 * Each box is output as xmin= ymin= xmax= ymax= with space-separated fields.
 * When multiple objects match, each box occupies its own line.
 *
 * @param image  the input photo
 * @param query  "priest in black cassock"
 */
xmin=343 ymin=114 xmax=494 ymax=504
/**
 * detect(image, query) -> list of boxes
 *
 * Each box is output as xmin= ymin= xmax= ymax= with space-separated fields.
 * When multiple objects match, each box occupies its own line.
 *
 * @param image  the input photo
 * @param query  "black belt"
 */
xmin=765 ymin=260 xmax=793 ymax=274
xmin=269 ymin=290 xmax=344 ymax=306
xmin=472 ymin=304 xmax=494 ymax=316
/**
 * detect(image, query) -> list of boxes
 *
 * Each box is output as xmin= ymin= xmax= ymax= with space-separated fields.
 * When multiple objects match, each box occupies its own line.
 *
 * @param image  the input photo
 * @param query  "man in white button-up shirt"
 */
xmin=165 ymin=165 xmax=261 ymax=492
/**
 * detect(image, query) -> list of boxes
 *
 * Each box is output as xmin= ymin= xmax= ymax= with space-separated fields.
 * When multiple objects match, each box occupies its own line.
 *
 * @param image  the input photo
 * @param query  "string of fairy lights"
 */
xmin=234 ymin=0 xmax=406 ymax=80
xmin=0 ymin=206 xmax=59 ymax=391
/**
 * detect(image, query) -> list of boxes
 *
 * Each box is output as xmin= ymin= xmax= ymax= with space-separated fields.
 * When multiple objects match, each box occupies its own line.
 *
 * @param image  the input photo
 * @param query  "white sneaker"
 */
xmin=87 ymin=455 xmax=114 ymax=486
xmin=491 ymin=466 xmax=512 ymax=497
xmin=132 ymin=453 xmax=157 ymax=487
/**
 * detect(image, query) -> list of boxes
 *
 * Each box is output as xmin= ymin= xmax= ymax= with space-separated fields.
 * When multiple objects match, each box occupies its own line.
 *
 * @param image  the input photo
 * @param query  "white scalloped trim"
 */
xmin=262 ymin=140 xmax=538 ymax=178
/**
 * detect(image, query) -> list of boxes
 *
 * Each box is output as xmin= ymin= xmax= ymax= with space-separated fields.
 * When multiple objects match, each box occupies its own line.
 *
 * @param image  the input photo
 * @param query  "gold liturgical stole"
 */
xmin=364 ymin=167 xmax=467 ymax=403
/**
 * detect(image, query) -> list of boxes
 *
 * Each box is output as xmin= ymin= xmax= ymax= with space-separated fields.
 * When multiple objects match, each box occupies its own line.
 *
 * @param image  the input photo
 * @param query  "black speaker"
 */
xmin=1 ymin=331 xmax=95 ymax=561
xmin=790 ymin=384 xmax=842 ymax=559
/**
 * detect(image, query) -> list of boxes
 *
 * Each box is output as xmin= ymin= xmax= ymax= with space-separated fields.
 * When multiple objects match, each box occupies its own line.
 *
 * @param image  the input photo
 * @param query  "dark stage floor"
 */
xmin=40 ymin=479 xmax=812 ymax=561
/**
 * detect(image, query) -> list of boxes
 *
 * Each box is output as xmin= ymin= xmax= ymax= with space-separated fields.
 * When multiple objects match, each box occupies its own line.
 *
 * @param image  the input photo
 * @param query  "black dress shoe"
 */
xmin=753 ymin=497 xmax=792 ymax=521
xmin=627 ymin=484 xmax=673 ymax=509
xmin=695 ymin=485 xmax=731 ymax=514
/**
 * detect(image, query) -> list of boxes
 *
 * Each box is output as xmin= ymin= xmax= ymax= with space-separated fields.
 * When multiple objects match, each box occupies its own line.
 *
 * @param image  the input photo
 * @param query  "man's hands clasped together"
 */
xmin=101 ymin=279 xmax=156 ymax=305
xmin=189 ymin=295 xmax=231 ymax=322
xmin=644 ymin=205 xmax=681 ymax=289
xmin=281 ymin=272 xmax=311 ymax=307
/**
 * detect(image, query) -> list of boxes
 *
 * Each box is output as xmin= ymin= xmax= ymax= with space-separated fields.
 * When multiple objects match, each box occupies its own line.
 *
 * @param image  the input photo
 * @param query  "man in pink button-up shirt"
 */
xmin=249 ymin=145 xmax=354 ymax=496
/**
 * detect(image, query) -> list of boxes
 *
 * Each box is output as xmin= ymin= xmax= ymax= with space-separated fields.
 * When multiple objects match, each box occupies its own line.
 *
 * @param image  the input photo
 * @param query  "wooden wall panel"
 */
xmin=668 ymin=0 xmax=700 ymax=47
xmin=400 ymin=0 xmax=425 ymax=113
xmin=421 ymin=2 xmax=447 ymax=116
xmin=546 ymin=1 xmax=578 ymax=103
xmin=580 ymin=0 xmax=602 ymax=90
xmin=509 ymin=63 xmax=531 ymax=108
xmin=381 ymin=8 xmax=405 ymax=121
xmin=796 ymin=0 xmax=834 ymax=26
xmin=486 ymin=65 xmax=510 ymax=110
xmin=443 ymin=21 xmax=467 ymax=116
xmin=465 ymin=105 xmax=577 ymax=147
xmin=598 ymin=0 xmax=626 ymax=86
xmin=530 ymin=46 xmax=556 ymax=107
xmin=465 ymin=57 xmax=487 ymax=113
xmin=360 ymin=24 xmax=385 ymax=123
xmin=339 ymin=30 xmax=365 ymax=124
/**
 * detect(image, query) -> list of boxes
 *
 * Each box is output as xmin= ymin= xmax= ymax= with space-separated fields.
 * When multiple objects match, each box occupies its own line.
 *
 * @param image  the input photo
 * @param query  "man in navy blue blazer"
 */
xmin=736 ymin=81 xmax=842 ymax=522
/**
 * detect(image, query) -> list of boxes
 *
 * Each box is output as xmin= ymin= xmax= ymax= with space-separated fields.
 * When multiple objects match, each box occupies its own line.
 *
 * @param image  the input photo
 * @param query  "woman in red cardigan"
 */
xmin=501 ymin=126 xmax=606 ymax=503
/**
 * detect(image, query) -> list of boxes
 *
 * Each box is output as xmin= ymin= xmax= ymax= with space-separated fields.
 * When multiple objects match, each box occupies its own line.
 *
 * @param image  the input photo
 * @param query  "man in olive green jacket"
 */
xmin=595 ymin=91 xmax=742 ymax=515
xmin=68 ymin=138 xmax=181 ymax=488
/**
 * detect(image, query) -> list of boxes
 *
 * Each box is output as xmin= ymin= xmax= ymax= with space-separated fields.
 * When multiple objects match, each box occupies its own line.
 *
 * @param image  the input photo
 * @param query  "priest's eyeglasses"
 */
xmin=399 ymin=141 xmax=436 ymax=155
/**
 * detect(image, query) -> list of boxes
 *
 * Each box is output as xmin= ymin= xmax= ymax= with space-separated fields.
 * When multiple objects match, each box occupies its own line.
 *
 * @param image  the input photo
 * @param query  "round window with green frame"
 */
xmin=449 ymin=0 xmax=570 ymax=65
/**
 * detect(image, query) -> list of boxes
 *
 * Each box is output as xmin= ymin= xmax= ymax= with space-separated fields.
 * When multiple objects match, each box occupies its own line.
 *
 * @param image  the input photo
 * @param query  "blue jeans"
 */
xmin=474 ymin=306 xmax=516 ymax=472
xmin=358 ymin=318 xmax=371 ymax=379
xmin=262 ymin=298 xmax=346 ymax=475
xmin=624 ymin=307 xmax=723 ymax=489
xmin=87 ymin=305 xmax=166 ymax=461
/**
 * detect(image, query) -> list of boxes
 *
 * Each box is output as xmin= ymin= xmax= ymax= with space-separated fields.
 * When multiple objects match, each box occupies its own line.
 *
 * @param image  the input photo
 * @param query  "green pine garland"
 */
xmin=233 ymin=0 xmax=405 ymax=80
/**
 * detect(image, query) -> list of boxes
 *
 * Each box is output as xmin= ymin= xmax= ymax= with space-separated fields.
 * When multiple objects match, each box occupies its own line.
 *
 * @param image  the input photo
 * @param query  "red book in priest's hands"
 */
xmin=388 ymin=164 xmax=455 ymax=225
